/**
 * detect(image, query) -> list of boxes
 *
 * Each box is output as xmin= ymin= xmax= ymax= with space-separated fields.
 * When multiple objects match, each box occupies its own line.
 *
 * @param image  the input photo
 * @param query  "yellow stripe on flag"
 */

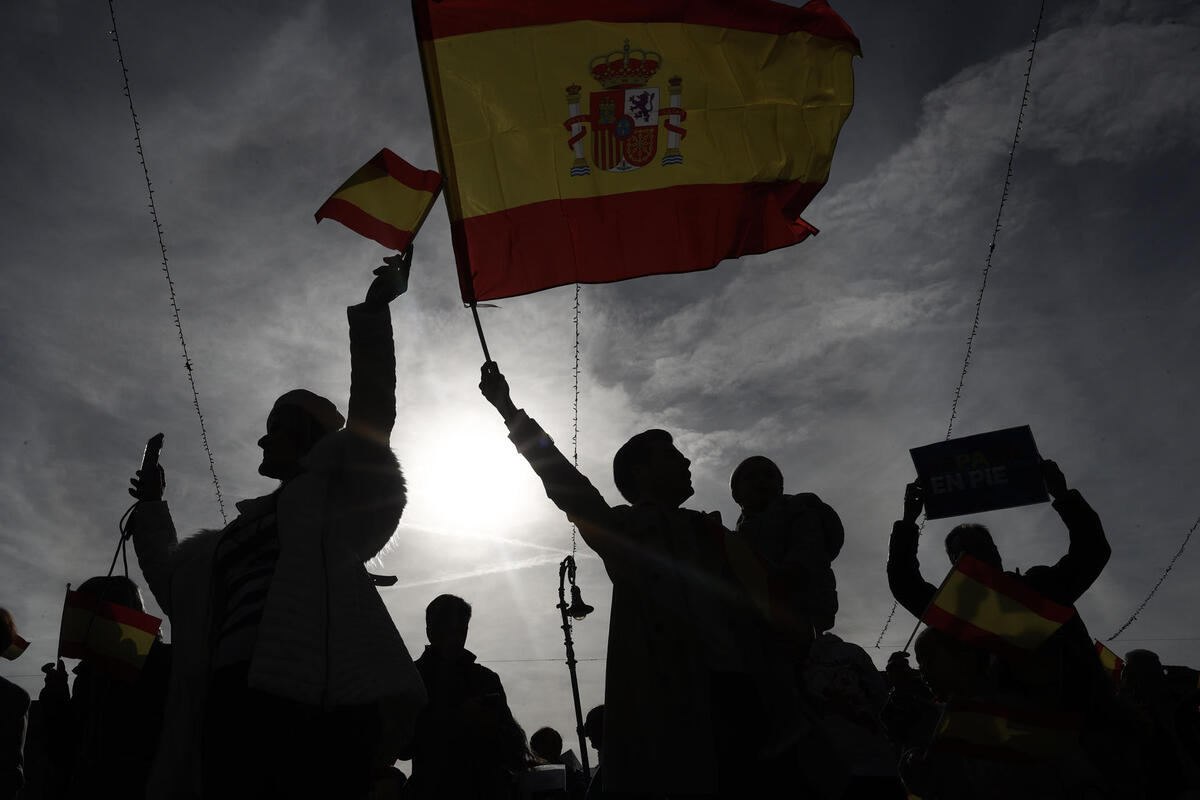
xmin=930 ymin=567 xmax=1066 ymax=650
xmin=935 ymin=706 xmax=1081 ymax=759
xmin=1 ymin=635 xmax=29 ymax=661
xmin=430 ymin=21 xmax=855 ymax=220
xmin=60 ymin=606 xmax=157 ymax=668
xmin=329 ymin=162 xmax=438 ymax=234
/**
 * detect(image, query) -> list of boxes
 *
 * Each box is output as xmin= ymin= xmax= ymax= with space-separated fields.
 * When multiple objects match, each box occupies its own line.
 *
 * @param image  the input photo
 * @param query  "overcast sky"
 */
xmin=3 ymin=0 xmax=1199 ymax=767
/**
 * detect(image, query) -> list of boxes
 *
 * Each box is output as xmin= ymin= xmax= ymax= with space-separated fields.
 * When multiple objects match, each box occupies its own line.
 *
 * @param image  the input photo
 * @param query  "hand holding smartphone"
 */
xmin=129 ymin=433 xmax=166 ymax=501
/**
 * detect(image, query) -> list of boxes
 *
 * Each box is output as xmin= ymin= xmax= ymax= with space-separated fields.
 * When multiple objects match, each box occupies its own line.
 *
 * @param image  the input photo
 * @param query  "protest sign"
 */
xmin=910 ymin=425 xmax=1047 ymax=519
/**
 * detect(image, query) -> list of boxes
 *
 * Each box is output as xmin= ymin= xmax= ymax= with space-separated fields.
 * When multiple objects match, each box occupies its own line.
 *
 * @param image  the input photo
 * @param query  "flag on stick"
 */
xmin=1 ymin=634 xmax=29 ymax=661
xmin=932 ymin=700 xmax=1083 ymax=761
xmin=921 ymin=555 xmax=1075 ymax=658
xmin=58 ymin=589 xmax=162 ymax=681
xmin=412 ymin=0 xmax=860 ymax=303
xmin=1094 ymin=641 xmax=1124 ymax=687
xmin=315 ymin=148 xmax=443 ymax=251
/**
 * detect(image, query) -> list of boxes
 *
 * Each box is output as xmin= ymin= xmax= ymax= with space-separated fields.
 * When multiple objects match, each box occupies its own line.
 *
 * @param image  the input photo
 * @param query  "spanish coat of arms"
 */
xmin=563 ymin=41 xmax=687 ymax=176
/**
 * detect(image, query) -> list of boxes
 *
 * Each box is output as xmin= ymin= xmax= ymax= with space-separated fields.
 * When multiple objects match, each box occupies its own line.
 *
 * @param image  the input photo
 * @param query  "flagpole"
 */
xmin=469 ymin=301 xmax=493 ymax=363
xmin=903 ymin=553 xmax=967 ymax=654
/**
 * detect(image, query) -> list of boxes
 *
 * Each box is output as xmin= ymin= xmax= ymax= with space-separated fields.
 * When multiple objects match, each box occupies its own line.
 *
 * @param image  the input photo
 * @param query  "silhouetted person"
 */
xmin=0 ymin=609 xmax=29 ymax=800
xmin=581 ymin=705 xmax=605 ymax=800
xmin=480 ymin=362 xmax=810 ymax=798
xmin=37 ymin=576 xmax=171 ymax=799
xmin=403 ymin=593 xmax=519 ymax=799
xmin=530 ymin=726 xmax=563 ymax=764
xmin=127 ymin=252 xmax=425 ymax=799
xmin=1118 ymin=649 xmax=1200 ymax=794
xmin=531 ymin=726 xmax=587 ymax=799
xmin=887 ymin=459 xmax=1110 ymax=711
xmin=731 ymin=455 xmax=844 ymax=633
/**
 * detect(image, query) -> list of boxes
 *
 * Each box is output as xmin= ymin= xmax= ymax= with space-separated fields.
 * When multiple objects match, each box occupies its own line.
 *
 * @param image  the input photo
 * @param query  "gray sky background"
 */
xmin=3 ymin=0 xmax=1199 ymax=767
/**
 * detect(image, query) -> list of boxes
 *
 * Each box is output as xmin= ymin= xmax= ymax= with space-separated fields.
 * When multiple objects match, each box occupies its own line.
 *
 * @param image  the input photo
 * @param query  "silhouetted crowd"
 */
xmin=3 ymin=257 xmax=1199 ymax=798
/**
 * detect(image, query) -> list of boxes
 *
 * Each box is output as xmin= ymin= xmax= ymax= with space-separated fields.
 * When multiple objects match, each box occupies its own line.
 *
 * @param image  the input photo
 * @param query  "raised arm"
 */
xmin=479 ymin=362 xmax=618 ymax=549
xmin=1033 ymin=459 xmax=1111 ymax=604
xmin=886 ymin=481 xmax=939 ymax=619
xmin=344 ymin=246 xmax=410 ymax=443
xmin=127 ymin=465 xmax=180 ymax=617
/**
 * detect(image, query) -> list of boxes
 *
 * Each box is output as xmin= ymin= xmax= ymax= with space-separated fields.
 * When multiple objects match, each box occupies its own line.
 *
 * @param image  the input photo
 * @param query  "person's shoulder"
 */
xmin=0 ymin=676 xmax=30 ymax=712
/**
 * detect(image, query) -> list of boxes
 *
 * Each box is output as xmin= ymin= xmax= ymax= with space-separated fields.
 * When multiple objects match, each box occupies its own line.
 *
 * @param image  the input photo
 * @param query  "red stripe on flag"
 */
xmin=375 ymin=149 xmax=443 ymax=194
xmin=314 ymin=197 xmax=416 ymax=252
xmin=65 ymin=591 xmax=161 ymax=634
xmin=922 ymin=603 xmax=1029 ymax=659
xmin=955 ymin=555 xmax=1076 ymax=624
xmin=451 ymin=180 xmax=823 ymax=302
xmin=413 ymin=0 xmax=861 ymax=52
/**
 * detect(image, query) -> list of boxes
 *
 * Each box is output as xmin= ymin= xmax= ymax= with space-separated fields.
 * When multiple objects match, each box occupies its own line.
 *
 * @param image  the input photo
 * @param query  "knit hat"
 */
xmin=272 ymin=389 xmax=345 ymax=434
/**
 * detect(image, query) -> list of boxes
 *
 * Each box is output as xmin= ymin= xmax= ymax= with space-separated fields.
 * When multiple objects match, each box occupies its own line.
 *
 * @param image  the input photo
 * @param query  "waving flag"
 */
xmin=922 ymin=555 xmax=1076 ymax=658
xmin=412 ymin=0 xmax=860 ymax=302
xmin=1 ymin=634 xmax=29 ymax=661
xmin=315 ymin=148 xmax=443 ymax=251
xmin=933 ymin=700 xmax=1083 ymax=761
xmin=58 ymin=589 xmax=162 ymax=681
xmin=1094 ymin=641 xmax=1124 ymax=687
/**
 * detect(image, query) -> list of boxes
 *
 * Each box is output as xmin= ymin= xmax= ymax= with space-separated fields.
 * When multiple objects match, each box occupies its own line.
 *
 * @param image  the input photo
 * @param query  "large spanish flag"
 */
xmin=58 ymin=589 xmax=162 ymax=681
xmin=315 ymin=148 xmax=443 ymax=251
xmin=922 ymin=555 xmax=1076 ymax=658
xmin=412 ymin=0 xmax=860 ymax=303
xmin=932 ymin=700 xmax=1083 ymax=761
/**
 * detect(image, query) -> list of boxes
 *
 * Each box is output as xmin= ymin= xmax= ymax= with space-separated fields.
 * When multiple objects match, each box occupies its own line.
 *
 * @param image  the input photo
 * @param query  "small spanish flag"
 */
xmin=58 ymin=590 xmax=162 ymax=681
xmin=1 ymin=634 xmax=29 ymax=661
xmin=932 ymin=700 xmax=1083 ymax=761
xmin=315 ymin=148 xmax=443 ymax=251
xmin=1094 ymin=641 xmax=1124 ymax=687
xmin=922 ymin=554 xmax=1076 ymax=658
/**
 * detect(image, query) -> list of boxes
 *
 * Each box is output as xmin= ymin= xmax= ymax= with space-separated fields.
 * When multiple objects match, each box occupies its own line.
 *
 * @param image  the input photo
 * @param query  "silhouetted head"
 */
xmin=583 ymin=705 xmax=604 ymax=752
xmin=1120 ymin=649 xmax=1165 ymax=698
xmin=944 ymin=523 xmax=1002 ymax=570
xmin=77 ymin=575 xmax=145 ymax=612
xmin=612 ymin=429 xmax=693 ymax=506
xmin=914 ymin=627 xmax=989 ymax=699
xmin=730 ymin=455 xmax=784 ymax=517
xmin=0 ymin=608 xmax=15 ymax=653
xmin=426 ymin=593 xmax=472 ymax=656
xmin=258 ymin=390 xmax=344 ymax=481
xmin=530 ymin=727 xmax=563 ymax=761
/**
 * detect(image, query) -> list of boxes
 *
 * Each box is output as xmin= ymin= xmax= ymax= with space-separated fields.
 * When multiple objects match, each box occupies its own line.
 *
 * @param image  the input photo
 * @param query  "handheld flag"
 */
xmin=922 ymin=555 xmax=1075 ymax=658
xmin=932 ymin=700 xmax=1083 ymax=761
xmin=315 ymin=148 xmax=443 ymax=251
xmin=58 ymin=589 xmax=162 ymax=681
xmin=1094 ymin=641 xmax=1124 ymax=687
xmin=412 ymin=0 xmax=860 ymax=303
xmin=1 ymin=634 xmax=29 ymax=661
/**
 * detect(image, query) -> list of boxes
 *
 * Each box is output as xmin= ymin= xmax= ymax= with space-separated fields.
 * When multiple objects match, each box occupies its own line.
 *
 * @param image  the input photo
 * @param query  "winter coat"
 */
xmin=130 ymin=303 xmax=426 ymax=799
xmin=738 ymin=492 xmax=844 ymax=633
xmin=503 ymin=411 xmax=786 ymax=796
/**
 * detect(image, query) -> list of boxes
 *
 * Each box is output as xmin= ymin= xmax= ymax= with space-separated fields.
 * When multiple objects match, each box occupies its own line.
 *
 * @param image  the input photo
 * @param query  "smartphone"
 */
xmin=140 ymin=433 xmax=165 ymax=475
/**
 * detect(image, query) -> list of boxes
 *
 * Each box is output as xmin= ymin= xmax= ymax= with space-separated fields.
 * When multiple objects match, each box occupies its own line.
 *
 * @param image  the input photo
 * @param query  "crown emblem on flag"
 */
xmin=589 ymin=40 xmax=661 ymax=89
xmin=564 ymin=42 xmax=687 ymax=176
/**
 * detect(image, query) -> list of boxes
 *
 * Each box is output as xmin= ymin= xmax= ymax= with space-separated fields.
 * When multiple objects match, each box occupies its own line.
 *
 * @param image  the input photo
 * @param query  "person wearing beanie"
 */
xmin=127 ymin=249 xmax=426 ymax=799
xmin=729 ymin=455 xmax=844 ymax=634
